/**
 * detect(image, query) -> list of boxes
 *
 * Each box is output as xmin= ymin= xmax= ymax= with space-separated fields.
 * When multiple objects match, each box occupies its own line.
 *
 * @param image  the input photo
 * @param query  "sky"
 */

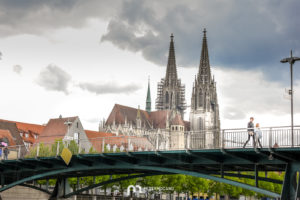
xmin=0 ymin=0 xmax=300 ymax=130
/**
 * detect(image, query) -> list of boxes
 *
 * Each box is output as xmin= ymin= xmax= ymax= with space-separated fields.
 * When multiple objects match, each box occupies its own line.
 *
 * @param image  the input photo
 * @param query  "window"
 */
xmin=77 ymin=122 xmax=79 ymax=128
xmin=34 ymin=135 xmax=38 ymax=139
xmin=199 ymin=90 xmax=203 ymax=107
xmin=25 ymin=133 xmax=29 ymax=138
xmin=20 ymin=132 xmax=23 ymax=137
xmin=74 ymin=132 xmax=79 ymax=140
xmin=165 ymin=92 xmax=169 ymax=103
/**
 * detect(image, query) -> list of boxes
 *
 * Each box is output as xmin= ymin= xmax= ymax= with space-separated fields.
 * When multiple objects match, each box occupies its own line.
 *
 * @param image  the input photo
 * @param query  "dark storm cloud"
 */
xmin=101 ymin=0 xmax=300 ymax=81
xmin=78 ymin=82 xmax=141 ymax=95
xmin=12 ymin=65 xmax=22 ymax=74
xmin=0 ymin=0 xmax=122 ymax=37
xmin=36 ymin=64 xmax=71 ymax=94
xmin=1 ymin=0 xmax=300 ymax=81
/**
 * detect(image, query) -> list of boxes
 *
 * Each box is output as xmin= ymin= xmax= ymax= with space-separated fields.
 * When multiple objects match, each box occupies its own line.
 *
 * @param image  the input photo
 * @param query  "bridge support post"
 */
xmin=281 ymin=163 xmax=300 ymax=200
xmin=255 ymin=164 xmax=258 ymax=187
xmin=49 ymin=177 xmax=71 ymax=200
xmin=1 ymin=174 xmax=4 ymax=188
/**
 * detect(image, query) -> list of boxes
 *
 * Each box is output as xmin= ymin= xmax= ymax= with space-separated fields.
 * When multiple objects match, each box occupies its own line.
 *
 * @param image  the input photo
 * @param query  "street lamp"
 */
xmin=280 ymin=50 xmax=300 ymax=147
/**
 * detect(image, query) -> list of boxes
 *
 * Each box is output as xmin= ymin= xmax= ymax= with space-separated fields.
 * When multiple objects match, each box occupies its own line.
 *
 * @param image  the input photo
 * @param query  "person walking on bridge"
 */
xmin=243 ymin=117 xmax=256 ymax=148
xmin=254 ymin=123 xmax=263 ymax=148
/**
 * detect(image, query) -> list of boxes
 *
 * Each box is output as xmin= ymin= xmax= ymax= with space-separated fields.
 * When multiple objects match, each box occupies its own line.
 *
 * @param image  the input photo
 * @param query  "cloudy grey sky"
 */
xmin=0 ymin=0 xmax=300 ymax=130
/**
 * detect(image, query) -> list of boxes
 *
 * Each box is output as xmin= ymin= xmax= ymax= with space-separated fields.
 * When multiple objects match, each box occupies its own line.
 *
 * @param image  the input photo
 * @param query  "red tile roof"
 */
xmin=85 ymin=130 xmax=115 ymax=139
xmin=105 ymin=104 xmax=188 ymax=130
xmin=106 ymin=104 xmax=151 ymax=128
xmin=149 ymin=110 xmax=171 ymax=129
xmin=84 ymin=129 xmax=154 ymax=152
xmin=171 ymin=114 xmax=185 ymax=126
xmin=38 ymin=116 xmax=77 ymax=144
xmin=0 ymin=119 xmax=45 ymax=135
xmin=15 ymin=122 xmax=44 ymax=135
xmin=0 ymin=129 xmax=16 ymax=146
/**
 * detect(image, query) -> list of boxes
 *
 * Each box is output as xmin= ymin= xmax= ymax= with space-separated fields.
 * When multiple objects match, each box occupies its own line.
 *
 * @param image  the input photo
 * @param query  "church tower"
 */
xmin=190 ymin=29 xmax=220 ymax=132
xmin=145 ymin=77 xmax=151 ymax=113
xmin=156 ymin=34 xmax=186 ymax=117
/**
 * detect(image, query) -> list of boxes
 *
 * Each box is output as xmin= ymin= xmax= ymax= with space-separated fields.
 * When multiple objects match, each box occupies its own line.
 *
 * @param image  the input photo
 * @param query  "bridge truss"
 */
xmin=0 ymin=148 xmax=300 ymax=199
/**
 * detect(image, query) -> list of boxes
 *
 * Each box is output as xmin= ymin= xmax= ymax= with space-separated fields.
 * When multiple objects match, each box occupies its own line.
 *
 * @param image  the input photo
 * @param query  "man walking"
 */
xmin=243 ymin=117 xmax=256 ymax=148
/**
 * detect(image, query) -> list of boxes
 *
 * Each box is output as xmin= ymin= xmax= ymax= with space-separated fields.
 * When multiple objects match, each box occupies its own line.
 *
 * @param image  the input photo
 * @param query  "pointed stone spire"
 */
xmin=198 ymin=28 xmax=211 ymax=84
xmin=165 ymin=33 xmax=178 ymax=86
xmin=146 ymin=76 xmax=152 ymax=113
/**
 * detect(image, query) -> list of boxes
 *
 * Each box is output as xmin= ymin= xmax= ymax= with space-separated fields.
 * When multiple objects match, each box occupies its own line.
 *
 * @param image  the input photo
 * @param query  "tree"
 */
xmin=139 ymin=175 xmax=162 ymax=199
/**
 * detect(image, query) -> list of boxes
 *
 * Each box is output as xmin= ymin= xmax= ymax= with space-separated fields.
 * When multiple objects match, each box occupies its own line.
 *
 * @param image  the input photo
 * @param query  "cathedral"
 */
xmin=99 ymin=29 xmax=220 ymax=149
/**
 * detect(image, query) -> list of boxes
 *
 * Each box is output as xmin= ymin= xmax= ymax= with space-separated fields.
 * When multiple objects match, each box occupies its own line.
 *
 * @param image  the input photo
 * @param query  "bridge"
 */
xmin=0 ymin=126 xmax=300 ymax=199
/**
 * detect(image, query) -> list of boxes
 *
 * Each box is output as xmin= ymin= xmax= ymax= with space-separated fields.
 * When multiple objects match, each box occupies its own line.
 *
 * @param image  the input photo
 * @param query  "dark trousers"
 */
xmin=256 ymin=138 xmax=263 ymax=148
xmin=243 ymin=133 xmax=256 ymax=148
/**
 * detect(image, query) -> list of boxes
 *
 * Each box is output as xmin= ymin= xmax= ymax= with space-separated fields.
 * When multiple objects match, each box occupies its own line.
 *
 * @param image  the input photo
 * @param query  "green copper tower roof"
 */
xmin=146 ymin=77 xmax=151 ymax=113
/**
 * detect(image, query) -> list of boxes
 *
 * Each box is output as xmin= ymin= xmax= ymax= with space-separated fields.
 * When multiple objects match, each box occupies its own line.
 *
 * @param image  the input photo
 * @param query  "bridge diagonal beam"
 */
xmin=154 ymin=151 xmax=192 ymax=164
xmin=210 ymin=172 xmax=283 ymax=184
xmin=15 ymin=160 xmax=37 ymax=169
xmin=122 ymin=152 xmax=165 ymax=165
xmin=185 ymin=150 xmax=221 ymax=164
xmin=75 ymin=155 xmax=94 ymax=167
xmin=272 ymin=150 xmax=298 ymax=162
xmin=100 ymin=153 xmax=139 ymax=165
xmin=281 ymin=163 xmax=300 ymax=199
xmin=95 ymin=154 xmax=116 ymax=165
xmin=33 ymin=159 xmax=53 ymax=169
xmin=221 ymin=149 xmax=255 ymax=163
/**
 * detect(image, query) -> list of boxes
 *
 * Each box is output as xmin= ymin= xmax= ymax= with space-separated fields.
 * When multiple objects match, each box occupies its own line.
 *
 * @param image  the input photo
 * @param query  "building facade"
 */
xmin=101 ymin=29 xmax=220 ymax=149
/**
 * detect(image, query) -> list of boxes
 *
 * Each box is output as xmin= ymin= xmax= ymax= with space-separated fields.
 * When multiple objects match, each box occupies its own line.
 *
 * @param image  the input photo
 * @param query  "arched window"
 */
xmin=203 ymin=92 xmax=207 ymax=110
xmin=165 ymin=92 xmax=169 ymax=103
xmin=199 ymin=90 xmax=203 ymax=107
xmin=194 ymin=93 xmax=197 ymax=109
xmin=170 ymin=93 xmax=173 ymax=106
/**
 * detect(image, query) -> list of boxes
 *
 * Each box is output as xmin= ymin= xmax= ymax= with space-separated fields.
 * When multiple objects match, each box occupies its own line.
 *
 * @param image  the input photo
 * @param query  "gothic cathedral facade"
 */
xmin=100 ymin=29 xmax=220 ymax=149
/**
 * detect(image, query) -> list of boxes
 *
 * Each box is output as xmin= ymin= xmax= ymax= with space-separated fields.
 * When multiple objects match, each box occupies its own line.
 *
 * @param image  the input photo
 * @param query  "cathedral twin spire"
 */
xmin=165 ymin=34 xmax=178 ymax=86
xmin=155 ymin=33 xmax=186 ymax=116
xmin=149 ymin=29 xmax=218 ymax=125
xmin=198 ymin=29 xmax=211 ymax=84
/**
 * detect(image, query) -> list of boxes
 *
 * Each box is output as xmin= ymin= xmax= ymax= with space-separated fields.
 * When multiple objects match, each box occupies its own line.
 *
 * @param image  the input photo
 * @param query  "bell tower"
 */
xmin=190 ymin=29 xmax=220 ymax=132
xmin=155 ymin=34 xmax=186 ymax=117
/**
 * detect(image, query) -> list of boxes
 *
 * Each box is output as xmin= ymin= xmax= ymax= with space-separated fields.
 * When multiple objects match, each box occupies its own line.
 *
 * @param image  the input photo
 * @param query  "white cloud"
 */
xmin=36 ymin=64 xmax=71 ymax=94
xmin=214 ymin=67 xmax=300 ymax=128
xmin=12 ymin=65 xmax=22 ymax=74
xmin=78 ymin=81 xmax=141 ymax=95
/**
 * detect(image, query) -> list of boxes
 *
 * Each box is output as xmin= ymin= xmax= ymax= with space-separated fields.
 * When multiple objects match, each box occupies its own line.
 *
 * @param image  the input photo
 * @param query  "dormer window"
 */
xmin=20 ymin=132 xmax=23 ymax=137
xmin=25 ymin=133 xmax=29 ymax=138
xmin=34 ymin=135 xmax=38 ymax=139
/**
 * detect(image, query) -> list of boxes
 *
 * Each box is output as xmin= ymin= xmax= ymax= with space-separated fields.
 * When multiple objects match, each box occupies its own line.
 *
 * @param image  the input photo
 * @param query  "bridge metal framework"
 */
xmin=0 ymin=148 xmax=299 ymax=199
xmin=0 ymin=126 xmax=300 ymax=199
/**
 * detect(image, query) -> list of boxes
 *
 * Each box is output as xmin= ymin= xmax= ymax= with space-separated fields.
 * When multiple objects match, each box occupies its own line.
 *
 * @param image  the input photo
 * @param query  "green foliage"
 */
xmin=68 ymin=140 xmax=79 ymax=155
xmin=88 ymin=147 xmax=98 ymax=154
